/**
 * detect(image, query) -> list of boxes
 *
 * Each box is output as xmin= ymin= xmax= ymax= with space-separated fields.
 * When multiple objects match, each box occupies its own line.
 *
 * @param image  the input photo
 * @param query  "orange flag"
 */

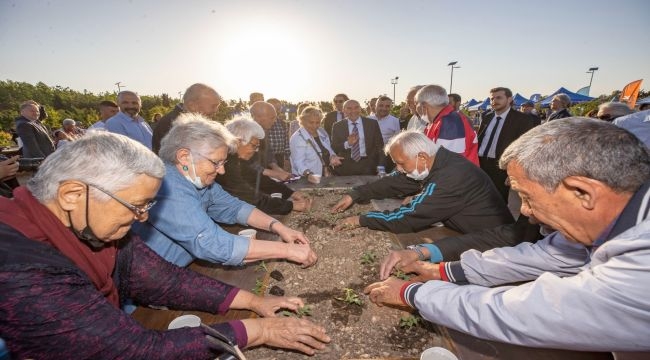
xmin=619 ymin=79 xmax=643 ymax=109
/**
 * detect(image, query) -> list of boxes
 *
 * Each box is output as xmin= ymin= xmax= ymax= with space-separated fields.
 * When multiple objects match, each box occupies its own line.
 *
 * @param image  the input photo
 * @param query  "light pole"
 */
xmin=586 ymin=67 xmax=599 ymax=96
xmin=115 ymin=82 xmax=125 ymax=92
xmin=390 ymin=76 xmax=399 ymax=103
xmin=448 ymin=61 xmax=460 ymax=94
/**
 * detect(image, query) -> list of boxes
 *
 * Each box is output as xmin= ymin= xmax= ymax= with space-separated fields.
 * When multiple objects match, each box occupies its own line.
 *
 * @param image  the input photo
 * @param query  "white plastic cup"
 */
xmin=270 ymin=193 xmax=282 ymax=199
xmin=238 ymin=229 xmax=257 ymax=240
xmin=168 ymin=314 xmax=201 ymax=329
xmin=308 ymin=174 xmax=321 ymax=184
xmin=420 ymin=347 xmax=458 ymax=360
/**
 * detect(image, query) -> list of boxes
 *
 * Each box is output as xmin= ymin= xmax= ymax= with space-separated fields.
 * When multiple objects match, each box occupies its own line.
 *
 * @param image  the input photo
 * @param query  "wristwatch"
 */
xmin=303 ymin=169 xmax=313 ymax=176
xmin=406 ymin=244 xmax=427 ymax=261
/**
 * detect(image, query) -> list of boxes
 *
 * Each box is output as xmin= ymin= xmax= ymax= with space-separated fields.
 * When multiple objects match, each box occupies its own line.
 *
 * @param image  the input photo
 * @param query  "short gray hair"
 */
xmin=117 ymin=90 xmax=140 ymax=103
xmin=27 ymin=132 xmax=165 ymax=203
xmin=225 ymin=117 xmax=265 ymax=144
xmin=598 ymin=102 xmax=634 ymax=118
xmin=159 ymin=113 xmax=238 ymax=163
xmin=499 ymin=117 xmax=650 ymax=192
xmin=62 ymin=118 xmax=75 ymax=126
xmin=385 ymin=130 xmax=439 ymax=157
xmin=553 ymin=93 xmax=571 ymax=108
xmin=415 ymin=85 xmax=449 ymax=107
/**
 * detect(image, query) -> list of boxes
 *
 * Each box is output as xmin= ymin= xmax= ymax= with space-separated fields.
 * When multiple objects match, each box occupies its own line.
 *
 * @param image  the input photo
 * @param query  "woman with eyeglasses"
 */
xmin=215 ymin=118 xmax=312 ymax=215
xmin=0 ymin=132 xmax=330 ymax=359
xmin=132 ymin=113 xmax=317 ymax=269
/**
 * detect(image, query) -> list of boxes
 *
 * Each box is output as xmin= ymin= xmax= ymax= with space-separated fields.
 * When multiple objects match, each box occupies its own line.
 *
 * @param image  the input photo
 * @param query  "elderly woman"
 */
xmin=290 ymin=106 xmax=342 ymax=181
xmin=53 ymin=118 xmax=84 ymax=148
xmin=216 ymin=118 xmax=311 ymax=215
xmin=0 ymin=132 xmax=330 ymax=358
xmin=132 ymin=113 xmax=317 ymax=268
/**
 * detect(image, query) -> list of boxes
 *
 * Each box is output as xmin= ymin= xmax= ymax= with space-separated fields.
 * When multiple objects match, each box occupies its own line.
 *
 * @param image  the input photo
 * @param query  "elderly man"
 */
xmin=332 ymin=131 xmax=513 ymax=234
xmin=365 ymin=118 xmax=650 ymax=352
xmin=403 ymin=85 xmax=427 ymax=131
xmin=89 ymin=100 xmax=119 ymax=131
xmin=596 ymin=101 xmax=635 ymax=122
xmin=14 ymin=101 xmax=55 ymax=158
xmin=322 ymin=93 xmax=349 ymax=137
xmin=546 ymin=93 xmax=572 ymax=122
xmin=266 ymin=98 xmax=290 ymax=169
xmin=152 ymin=83 xmax=222 ymax=154
xmin=416 ymin=85 xmax=478 ymax=165
xmin=330 ymin=99 xmax=385 ymax=175
xmin=244 ymin=101 xmax=292 ymax=181
xmin=105 ymin=91 xmax=153 ymax=149
xmin=478 ymin=87 xmax=537 ymax=203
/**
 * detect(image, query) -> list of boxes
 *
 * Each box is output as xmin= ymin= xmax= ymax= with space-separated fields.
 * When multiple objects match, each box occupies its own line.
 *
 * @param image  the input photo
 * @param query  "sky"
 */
xmin=1 ymin=0 xmax=649 ymax=105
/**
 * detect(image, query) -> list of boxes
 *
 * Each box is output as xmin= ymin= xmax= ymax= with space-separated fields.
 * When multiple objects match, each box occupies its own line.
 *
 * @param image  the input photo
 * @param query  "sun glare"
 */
xmin=215 ymin=22 xmax=310 ymax=101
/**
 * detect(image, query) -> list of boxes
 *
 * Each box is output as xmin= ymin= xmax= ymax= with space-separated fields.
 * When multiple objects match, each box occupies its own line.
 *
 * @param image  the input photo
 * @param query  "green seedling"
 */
xmin=280 ymin=305 xmax=313 ymax=318
xmin=252 ymin=278 xmax=264 ymax=295
xmin=360 ymin=251 xmax=377 ymax=265
xmin=399 ymin=314 xmax=421 ymax=329
xmin=393 ymin=269 xmax=411 ymax=281
xmin=335 ymin=288 xmax=363 ymax=306
xmin=255 ymin=261 xmax=268 ymax=273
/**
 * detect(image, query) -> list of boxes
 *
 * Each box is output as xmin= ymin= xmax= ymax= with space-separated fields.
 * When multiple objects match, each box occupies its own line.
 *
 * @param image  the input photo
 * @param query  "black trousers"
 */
xmin=333 ymin=157 xmax=376 ymax=176
xmin=479 ymin=156 xmax=509 ymax=204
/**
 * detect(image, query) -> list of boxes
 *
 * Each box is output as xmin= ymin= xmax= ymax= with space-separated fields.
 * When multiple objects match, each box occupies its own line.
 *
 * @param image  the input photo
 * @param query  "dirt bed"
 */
xmin=246 ymin=189 xmax=441 ymax=359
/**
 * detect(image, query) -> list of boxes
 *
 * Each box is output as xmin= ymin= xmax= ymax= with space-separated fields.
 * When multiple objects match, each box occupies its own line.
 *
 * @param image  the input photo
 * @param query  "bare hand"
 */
xmin=400 ymin=261 xmax=441 ymax=282
xmin=401 ymin=195 xmax=413 ymax=206
xmin=266 ymin=168 xmax=291 ymax=181
xmin=242 ymin=317 xmax=330 ymax=355
xmin=331 ymin=195 xmax=353 ymax=213
xmin=329 ymin=156 xmax=343 ymax=167
xmin=287 ymin=243 xmax=318 ymax=268
xmin=347 ymin=132 xmax=359 ymax=145
xmin=291 ymin=197 xmax=313 ymax=212
xmin=276 ymin=224 xmax=310 ymax=244
xmin=290 ymin=191 xmax=308 ymax=201
xmin=333 ymin=216 xmax=360 ymax=231
xmin=0 ymin=155 xmax=19 ymax=180
xmin=379 ymin=249 xmax=419 ymax=280
xmin=364 ymin=277 xmax=410 ymax=307
xmin=248 ymin=295 xmax=305 ymax=317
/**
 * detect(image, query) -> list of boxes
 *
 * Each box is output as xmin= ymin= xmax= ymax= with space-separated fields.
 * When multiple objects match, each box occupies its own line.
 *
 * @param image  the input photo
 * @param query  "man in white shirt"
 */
xmin=370 ymin=96 xmax=401 ymax=172
xmin=405 ymin=85 xmax=427 ymax=131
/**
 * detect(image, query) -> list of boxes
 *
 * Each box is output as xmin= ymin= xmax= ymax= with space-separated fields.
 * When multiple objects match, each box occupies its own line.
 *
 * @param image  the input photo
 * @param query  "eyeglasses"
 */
xmin=597 ymin=114 xmax=617 ymax=121
xmin=87 ymin=183 xmax=156 ymax=216
xmin=195 ymin=153 xmax=228 ymax=169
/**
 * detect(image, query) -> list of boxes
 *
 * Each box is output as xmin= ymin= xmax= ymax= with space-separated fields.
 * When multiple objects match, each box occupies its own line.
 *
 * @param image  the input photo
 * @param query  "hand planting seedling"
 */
xmin=399 ymin=314 xmax=421 ymax=329
xmin=280 ymin=305 xmax=313 ymax=318
xmin=360 ymin=251 xmax=377 ymax=265
xmin=335 ymin=287 xmax=363 ymax=306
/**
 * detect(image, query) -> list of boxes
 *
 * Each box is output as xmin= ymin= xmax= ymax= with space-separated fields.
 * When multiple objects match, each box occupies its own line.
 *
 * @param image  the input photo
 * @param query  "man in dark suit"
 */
xmin=546 ymin=93 xmax=572 ymax=122
xmin=14 ymin=102 xmax=55 ymax=158
xmin=331 ymin=100 xmax=385 ymax=175
xmin=477 ymin=87 xmax=536 ymax=203
xmin=321 ymin=93 xmax=349 ymax=137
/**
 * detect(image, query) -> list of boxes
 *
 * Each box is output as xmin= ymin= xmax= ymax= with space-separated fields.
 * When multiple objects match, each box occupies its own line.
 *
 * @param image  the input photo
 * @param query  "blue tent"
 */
xmin=512 ymin=93 xmax=529 ymax=107
xmin=467 ymin=97 xmax=490 ymax=111
xmin=463 ymin=98 xmax=480 ymax=108
xmin=539 ymin=87 xmax=594 ymax=107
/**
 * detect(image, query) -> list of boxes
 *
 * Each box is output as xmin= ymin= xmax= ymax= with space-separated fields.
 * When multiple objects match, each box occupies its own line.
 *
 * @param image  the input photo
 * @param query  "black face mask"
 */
xmin=67 ymin=186 xmax=105 ymax=250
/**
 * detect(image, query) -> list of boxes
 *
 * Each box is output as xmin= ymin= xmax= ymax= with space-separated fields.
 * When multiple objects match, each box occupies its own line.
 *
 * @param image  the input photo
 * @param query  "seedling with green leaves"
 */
xmin=360 ymin=251 xmax=377 ymax=265
xmin=335 ymin=288 xmax=363 ymax=306
xmin=392 ymin=269 xmax=411 ymax=280
xmin=255 ymin=261 xmax=268 ymax=273
xmin=252 ymin=278 xmax=265 ymax=295
xmin=399 ymin=314 xmax=421 ymax=329
xmin=280 ymin=305 xmax=313 ymax=318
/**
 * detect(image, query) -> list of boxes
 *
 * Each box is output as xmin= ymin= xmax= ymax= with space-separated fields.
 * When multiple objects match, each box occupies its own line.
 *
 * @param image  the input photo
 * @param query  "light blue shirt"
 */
xmin=105 ymin=111 xmax=153 ymax=149
xmin=344 ymin=118 xmax=367 ymax=157
xmin=370 ymin=114 xmax=401 ymax=145
xmin=133 ymin=163 xmax=255 ymax=267
xmin=614 ymin=110 xmax=650 ymax=148
xmin=290 ymin=127 xmax=336 ymax=176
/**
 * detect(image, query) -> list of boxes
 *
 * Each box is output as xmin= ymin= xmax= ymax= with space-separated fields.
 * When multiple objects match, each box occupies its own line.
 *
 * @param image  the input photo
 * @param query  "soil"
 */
xmin=246 ymin=189 xmax=442 ymax=359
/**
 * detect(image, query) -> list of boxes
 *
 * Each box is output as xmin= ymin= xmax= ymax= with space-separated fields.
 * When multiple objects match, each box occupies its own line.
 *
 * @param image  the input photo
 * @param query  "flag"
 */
xmin=576 ymin=86 xmax=590 ymax=96
xmin=619 ymin=79 xmax=643 ymax=109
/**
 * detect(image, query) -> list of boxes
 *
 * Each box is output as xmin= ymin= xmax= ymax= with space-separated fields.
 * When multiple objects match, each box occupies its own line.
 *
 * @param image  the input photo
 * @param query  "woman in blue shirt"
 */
xmin=290 ymin=106 xmax=342 ymax=180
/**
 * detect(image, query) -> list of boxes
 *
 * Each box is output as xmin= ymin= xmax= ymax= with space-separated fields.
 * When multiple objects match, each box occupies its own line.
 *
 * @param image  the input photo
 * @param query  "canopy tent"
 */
xmin=512 ymin=93 xmax=530 ymax=107
xmin=462 ymin=98 xmax=480 ymax=109
xmin=467 ymin=97 xmax=490 ymax=112
xmin=539 ymin=87 xmax=594 ymax=107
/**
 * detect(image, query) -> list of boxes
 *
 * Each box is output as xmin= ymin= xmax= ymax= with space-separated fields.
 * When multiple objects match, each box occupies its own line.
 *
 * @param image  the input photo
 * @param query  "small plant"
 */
xmin=360 ymin=251 xmax=377 ymax=265
xmin=393 ymin=269 xmax=411 ymax=281
xmin=255 ymin=261 xmax=268 ymax=273
xmin=335 ymin=288 xmax=363 ymax=306
xmin=399 ymin=314 xmax=421 ymax=329
xmin=252 ymin=278 xmax=264 ymax=295
xmin=280 ymin=305 xmax=313 ymax=318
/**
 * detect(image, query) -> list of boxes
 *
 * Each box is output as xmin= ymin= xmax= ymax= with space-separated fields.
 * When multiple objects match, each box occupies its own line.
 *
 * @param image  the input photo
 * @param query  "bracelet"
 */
xmin=268 ymin=219 xmax=280 ymax=233
xmin=406 ymin=245 xmax=426 ymax=261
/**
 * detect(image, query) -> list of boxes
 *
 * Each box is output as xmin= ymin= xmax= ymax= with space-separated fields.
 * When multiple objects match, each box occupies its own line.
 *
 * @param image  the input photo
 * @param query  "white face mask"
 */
xmin=406 ymin=156 xmax=429 ymax=181
xmin=183 ymin=153 xmax=205 ymax=189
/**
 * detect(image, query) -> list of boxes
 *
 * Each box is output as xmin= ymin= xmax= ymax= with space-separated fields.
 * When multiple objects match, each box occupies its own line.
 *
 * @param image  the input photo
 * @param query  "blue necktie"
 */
xmin=351 ymin=122 xmax=361 ymax=162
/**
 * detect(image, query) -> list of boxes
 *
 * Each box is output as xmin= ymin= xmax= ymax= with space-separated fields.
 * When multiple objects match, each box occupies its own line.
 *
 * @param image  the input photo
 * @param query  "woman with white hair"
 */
xmin=132 ymin=113 xmax=317 ymax=269
xmin=290 ymin=106 xmax=342 ymax=181
xmin=0 ymin=132 xmax=330 ymax=358
xmin=53 ymin=118 xmax=84 ymax=148
xmin=217 ymin=117 xmax=311 ymax=215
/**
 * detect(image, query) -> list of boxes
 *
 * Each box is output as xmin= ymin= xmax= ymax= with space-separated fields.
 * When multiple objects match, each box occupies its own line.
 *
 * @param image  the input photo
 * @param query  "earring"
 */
xmin=182 ymin=165 xmax=189 ymax=171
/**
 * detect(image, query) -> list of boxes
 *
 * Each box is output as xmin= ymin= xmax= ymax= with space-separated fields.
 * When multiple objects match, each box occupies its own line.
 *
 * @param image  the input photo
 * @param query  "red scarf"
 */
xmin=0 ymin=186 xmax=119 ymax=307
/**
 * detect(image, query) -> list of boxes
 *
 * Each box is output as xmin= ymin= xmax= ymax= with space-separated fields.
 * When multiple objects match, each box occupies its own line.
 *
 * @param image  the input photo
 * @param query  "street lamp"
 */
xmin=586 ymin=67 xmax=599 ymax=96
xmin=390 ymin=76 xmax=399 ymax=103
xmin=448 ymin=61 xmax=460 ymax=94
xmin=115 ymin=82 xmax=125 ymax=92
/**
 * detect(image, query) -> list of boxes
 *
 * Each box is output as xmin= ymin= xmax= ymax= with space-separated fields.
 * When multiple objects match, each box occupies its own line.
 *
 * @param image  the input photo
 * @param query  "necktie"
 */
xmin=350 ymin=122 xmax=361 ymax=162
xmin=481 ymin=116 xmax=502 ymax=158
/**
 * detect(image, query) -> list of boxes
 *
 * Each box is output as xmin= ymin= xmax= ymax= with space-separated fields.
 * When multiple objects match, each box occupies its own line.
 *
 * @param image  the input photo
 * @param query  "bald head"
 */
xmin=183 ymin=83 xmax=221 ymax=117
xmin=250 ymin=101 xmax=277 ymax=130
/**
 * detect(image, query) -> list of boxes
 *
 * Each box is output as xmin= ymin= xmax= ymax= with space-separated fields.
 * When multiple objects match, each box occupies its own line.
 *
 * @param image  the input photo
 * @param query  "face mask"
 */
xmin=406 ymin=156 xmax=430 ymax=181
xmin=67 ymin=187 xmax=106 ymax=249
xmin=183 ymin=153 xmax=205 ymax=189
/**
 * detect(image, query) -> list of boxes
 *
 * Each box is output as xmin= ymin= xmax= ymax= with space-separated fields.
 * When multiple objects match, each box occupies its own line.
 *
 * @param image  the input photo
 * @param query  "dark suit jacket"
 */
xmin=322 ymin=111 xmax=342 ymax=137
xmin=14 ymin=116 xmax=55 ymax=158
xmin=152 ymin=104 xmax=184 ymax=154
xmin=331 ymin=117 xmax=385 ymax=175
xmin=477 ymin=109 xmax=536 ymax=160
xmin=547 ymin=108 xmax=571 ymax=122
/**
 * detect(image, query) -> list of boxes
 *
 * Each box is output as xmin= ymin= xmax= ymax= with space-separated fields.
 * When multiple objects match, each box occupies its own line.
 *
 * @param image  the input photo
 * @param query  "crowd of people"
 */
xmin=1 ymin=81 xmax=649 ymax=358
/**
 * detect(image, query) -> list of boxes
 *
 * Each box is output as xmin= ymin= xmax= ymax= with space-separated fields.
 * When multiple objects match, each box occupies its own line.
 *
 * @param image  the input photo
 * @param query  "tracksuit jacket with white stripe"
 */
xmin=349 ymin=147 xmax=513 ymax=234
